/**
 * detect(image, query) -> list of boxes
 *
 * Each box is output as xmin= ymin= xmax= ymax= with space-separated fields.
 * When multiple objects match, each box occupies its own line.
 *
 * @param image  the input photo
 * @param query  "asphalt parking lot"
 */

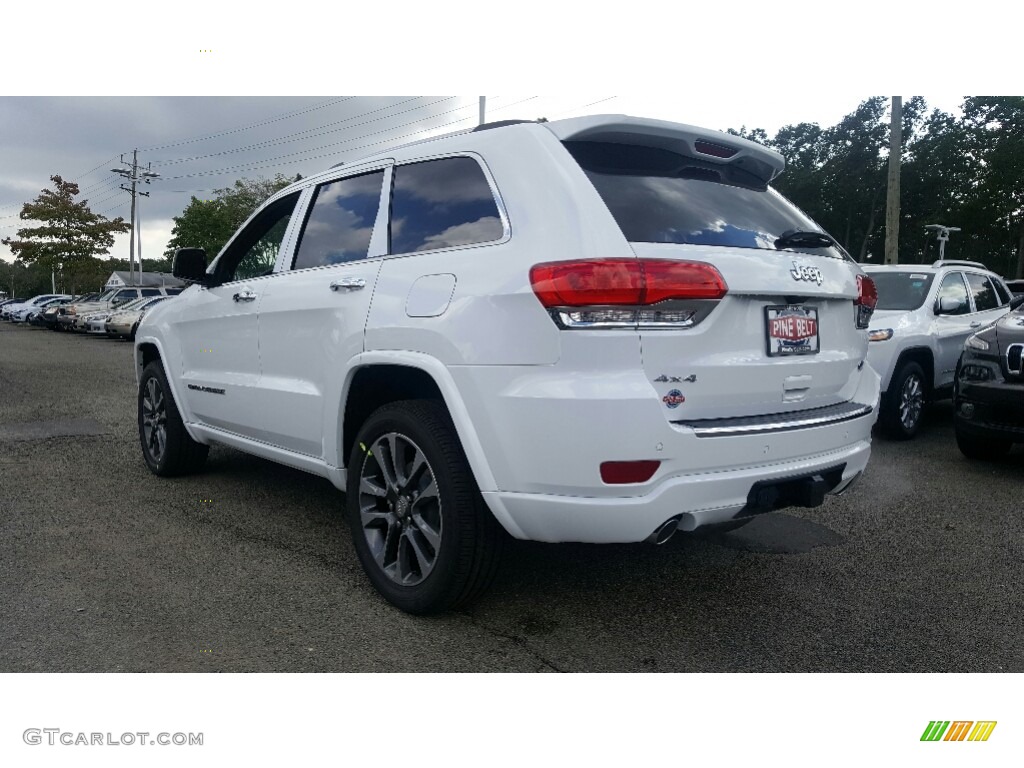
xmin=1 ymin=321 xmax=1021 ymax=672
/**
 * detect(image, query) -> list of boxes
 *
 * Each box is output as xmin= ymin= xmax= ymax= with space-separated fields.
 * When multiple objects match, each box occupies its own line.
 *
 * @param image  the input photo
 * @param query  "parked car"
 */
xmin=136 ymin=114 xmax=881 ymax=613
xmin=84 ymin=296 xmax=164 ymax=337
xmin=29 ymin=297 xmax=75 ymax=327
xmin=954 ymin=303 xmax=1024 ymax=458
xmin=862 ymin=261 xmax=1016 ymax=439
xmin=0 ymin=298 xmax=26 ymax=312
xmin=10 ymin=296 xmax=68 ymax=324
xmin=105 ymin=295 xmax=172 ymax=340
xmin=61 ymin=287 xmax=176 ymax=331
xmin=2 ymin=294 xmax=69 ymax=320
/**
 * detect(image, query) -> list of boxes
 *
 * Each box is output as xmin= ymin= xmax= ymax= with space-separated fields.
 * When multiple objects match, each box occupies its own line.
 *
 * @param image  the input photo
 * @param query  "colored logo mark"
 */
xmin=920 ymin=721 xmax=997 ymax=742
xmin=662 ymin=389 xmax=685 ymax=409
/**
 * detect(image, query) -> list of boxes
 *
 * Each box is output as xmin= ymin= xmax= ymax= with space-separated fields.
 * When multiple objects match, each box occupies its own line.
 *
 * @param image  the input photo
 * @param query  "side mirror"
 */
xmin=172 ymin=247 xmax=209 ymax=284
xmin=1010 ymin=295 xmax=1024 ymax=311
xmin=936 ymin=296 xmax=964 ymax=315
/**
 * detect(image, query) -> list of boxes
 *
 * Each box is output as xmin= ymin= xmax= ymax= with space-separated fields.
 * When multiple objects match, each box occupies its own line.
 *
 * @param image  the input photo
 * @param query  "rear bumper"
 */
xmin=484 ymin=437 xmax=870 ymax=543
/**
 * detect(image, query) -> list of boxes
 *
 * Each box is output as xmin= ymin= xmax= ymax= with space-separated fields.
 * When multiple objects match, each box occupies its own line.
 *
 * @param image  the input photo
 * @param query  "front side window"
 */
xmin=936 ymin=272 xmax=970 ymax=315
xmin=389 ymin=156 xmax=504 ymax=254
xmin=565 ymin=141 xmax=849 ymax=260
xmin=217 ymin=193 xmax=300 ymax=283
xmin=293 ymin=170 xmax=385 ymax=269
xmin=140 ymin=288 xmax=160 ymax=296
xmin=965 ymin=272 xmax=998 ymax=312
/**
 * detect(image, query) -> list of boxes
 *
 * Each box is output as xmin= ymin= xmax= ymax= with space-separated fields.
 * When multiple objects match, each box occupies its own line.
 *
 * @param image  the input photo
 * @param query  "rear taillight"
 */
xmin=530 ymin=259 xmax=727 ymax=329
xmin=855 ymin=274 xmax=877 ymax=329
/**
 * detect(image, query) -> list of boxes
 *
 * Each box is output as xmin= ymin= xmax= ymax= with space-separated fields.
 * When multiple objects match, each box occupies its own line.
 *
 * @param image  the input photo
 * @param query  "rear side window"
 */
xmin=293 ymin=170 xmax=385 ymax=269
xmin=992 ymin=278 xmax=1011 ymax=305
xmin=965 ymin=272 xmax=998 ymax=311
xmin=389 ymin=157 xmax=504 ymax=254
xmin=565 ymin=141 xmax=847 ymax=260
xmin=140 ymin=289 xmax=160 ymax=296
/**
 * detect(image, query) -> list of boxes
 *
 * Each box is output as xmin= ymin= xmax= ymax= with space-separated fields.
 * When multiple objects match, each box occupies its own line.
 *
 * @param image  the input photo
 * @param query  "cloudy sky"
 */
xmin=0 ymin=94 xmax=968 ymax=267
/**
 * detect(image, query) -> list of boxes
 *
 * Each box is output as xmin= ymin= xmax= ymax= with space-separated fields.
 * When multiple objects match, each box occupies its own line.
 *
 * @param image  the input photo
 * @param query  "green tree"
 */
xmin=164 ymin=174 xmax=299 ymax=259
xmin=961 ymin=97 xmax=1024 ymax=275
xmin=1 ymin=175 xmax=129 ymax=292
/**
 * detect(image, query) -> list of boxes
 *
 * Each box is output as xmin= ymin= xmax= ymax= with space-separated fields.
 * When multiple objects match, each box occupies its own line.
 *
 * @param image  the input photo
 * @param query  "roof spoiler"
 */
xmin=545 ymin=114 xmax=785 ymax=185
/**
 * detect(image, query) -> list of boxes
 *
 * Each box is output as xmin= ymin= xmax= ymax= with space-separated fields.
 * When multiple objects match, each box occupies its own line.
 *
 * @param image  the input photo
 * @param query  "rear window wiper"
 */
xmin=775 ymin=229 xmax=838 ymax=250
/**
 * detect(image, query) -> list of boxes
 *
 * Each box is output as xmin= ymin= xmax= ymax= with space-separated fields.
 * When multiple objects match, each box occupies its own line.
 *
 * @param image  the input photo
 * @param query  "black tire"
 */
xmin=880 ymin=361 xmax=927 ymax=440
xmin=138 ymin=360 xmax=209 ymax=476
xmin=955 ymin=429 xmax=1012 ymax=461
xmin=346 ymin=400 xmax=503 ymax=615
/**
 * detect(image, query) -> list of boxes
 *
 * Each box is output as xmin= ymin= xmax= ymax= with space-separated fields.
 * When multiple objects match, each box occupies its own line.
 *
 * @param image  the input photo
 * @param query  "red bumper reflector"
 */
xmin=600 ymin=460 xmax=661 ymax=484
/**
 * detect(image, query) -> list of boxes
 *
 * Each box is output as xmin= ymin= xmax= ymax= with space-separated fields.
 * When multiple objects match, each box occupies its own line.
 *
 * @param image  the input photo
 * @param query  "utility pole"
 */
xmin=479 ymin=96 xmax=486 ymax=126
xmin=111 ymin=150 xmax=160 ymax=286
xmin=884 ymin=96 xmax=902 ymax=265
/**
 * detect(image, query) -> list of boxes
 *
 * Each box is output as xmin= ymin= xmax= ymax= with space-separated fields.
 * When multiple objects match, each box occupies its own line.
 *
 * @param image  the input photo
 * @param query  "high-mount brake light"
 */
xmin=855 ymin=274 xmax=877 ymax=329
xmin=693 ymin=139 xmax=739 ymax=159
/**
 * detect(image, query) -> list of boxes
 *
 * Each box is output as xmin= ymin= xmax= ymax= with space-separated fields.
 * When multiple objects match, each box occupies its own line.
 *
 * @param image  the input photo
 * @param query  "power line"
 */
xmin=151 ymin=96 xmax=446 ymax=167
xmin=140 ymin=97 xmax=357 ymax=151
xmin=161 ymin=96 xmax=537 ymax=182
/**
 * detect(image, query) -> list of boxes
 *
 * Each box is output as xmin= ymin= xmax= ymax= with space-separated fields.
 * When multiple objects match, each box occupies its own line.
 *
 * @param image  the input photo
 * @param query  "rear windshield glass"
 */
xmin=868 ymin=272 xmax=936 ymax=310
xmin=565 ymin=141 xmax=848 ymax=260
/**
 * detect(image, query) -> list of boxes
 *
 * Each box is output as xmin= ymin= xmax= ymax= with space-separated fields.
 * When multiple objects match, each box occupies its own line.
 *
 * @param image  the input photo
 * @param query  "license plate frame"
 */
xmin=765 ymin=305 xmax=820 ymax=357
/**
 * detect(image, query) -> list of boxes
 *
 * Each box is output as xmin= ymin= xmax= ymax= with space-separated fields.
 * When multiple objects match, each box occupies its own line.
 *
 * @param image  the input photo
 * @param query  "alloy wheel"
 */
xmin=357 ymin=432 xmax=442 ymax=587
xmin=899 ymin=373 xmax=924 ymax=430
xmin=141 ymin=377 xmax=168 ymax=462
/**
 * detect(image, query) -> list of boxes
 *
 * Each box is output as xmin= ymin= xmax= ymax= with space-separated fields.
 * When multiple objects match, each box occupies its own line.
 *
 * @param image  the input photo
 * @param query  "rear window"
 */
xmin=869 ymin=272 xmax=935 ymax=310
xmin=565 ymin=141 xmax=848 ymax=260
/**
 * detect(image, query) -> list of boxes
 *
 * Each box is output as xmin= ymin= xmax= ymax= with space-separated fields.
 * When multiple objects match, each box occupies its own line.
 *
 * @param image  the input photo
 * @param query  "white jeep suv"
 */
xmin=135 ymin=115 xmax=881 ymax=613
xmin=863 ymin=261 xmax=1017 ymax=439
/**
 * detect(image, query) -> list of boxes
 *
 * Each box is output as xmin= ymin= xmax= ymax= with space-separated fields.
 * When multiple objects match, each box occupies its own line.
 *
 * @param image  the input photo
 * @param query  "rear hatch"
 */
xmin=555 ymin=124 xmax=871 ymax=422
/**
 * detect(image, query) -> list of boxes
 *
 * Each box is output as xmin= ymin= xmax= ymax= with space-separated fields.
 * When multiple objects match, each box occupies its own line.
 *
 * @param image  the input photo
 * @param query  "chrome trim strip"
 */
xmin=676 ymin=402 xmax=874 ymax=437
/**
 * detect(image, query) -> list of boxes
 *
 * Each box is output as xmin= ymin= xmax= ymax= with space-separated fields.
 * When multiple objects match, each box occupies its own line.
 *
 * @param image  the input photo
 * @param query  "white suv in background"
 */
xmin=135 ymin=115 xmax=880 ymax=613
xmin=863 ymin=261 xmax=1018 ymax=438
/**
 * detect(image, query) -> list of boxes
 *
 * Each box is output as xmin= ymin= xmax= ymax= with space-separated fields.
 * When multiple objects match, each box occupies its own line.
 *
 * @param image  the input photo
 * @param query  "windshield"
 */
xmin=565 ymin=140 xmax=849 ymax=260
xmin=868 ymin=271 xmax=936 ymax=310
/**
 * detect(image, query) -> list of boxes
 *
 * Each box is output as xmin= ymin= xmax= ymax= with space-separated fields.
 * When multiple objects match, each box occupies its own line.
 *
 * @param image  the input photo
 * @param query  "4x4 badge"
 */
xmin=790 ymin=261 xmax=823 ymax=285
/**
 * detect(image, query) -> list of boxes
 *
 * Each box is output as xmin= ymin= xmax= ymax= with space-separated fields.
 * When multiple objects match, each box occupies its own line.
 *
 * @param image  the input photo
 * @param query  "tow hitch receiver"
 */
xmin=737 ymin=464 xmax=846 ymax=518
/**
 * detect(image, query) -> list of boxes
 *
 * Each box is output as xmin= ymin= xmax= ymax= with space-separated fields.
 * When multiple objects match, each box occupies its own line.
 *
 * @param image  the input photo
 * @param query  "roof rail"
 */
xmin=932 ymin=259 xmax=988 ymax=269
xmin=472 ymin=119 xmax=535 ymax=132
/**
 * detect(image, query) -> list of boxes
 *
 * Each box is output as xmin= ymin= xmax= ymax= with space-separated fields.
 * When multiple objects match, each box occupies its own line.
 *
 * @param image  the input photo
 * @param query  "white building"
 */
xmin=104 ymin=271 xmax=185 ymax=290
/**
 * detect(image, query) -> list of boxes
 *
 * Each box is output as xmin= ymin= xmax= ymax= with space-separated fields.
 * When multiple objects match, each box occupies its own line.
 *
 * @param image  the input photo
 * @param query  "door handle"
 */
xmin=330 ymin=277 xmax=366 ymax=292
xmin=232 ymin=290 xmax=257 ymax=303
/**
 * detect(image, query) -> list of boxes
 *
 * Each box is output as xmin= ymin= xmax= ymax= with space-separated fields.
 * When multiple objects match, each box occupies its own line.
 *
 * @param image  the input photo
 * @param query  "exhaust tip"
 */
xmin=646 ymin=517 xmax=680 ymax=545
